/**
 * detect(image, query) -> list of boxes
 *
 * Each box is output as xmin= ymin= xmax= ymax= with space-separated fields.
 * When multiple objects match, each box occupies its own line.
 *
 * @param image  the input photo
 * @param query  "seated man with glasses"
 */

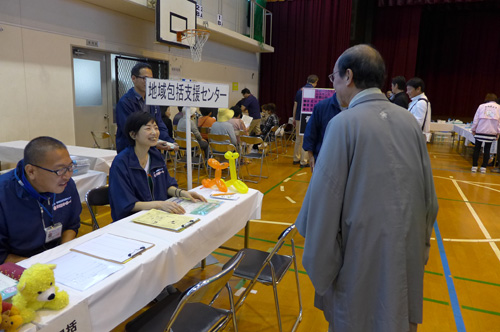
xmin=0 ymin=136 xmax=81 ymax=263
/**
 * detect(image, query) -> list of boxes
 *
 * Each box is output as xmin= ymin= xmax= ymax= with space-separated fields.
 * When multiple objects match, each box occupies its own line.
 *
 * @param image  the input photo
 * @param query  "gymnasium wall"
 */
xmin=0 ymin=0 xmax=259 ymax=145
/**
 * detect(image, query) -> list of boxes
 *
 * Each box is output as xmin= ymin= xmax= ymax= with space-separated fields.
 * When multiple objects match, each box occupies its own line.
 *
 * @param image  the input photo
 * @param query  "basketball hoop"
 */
xmin=176 ymin=29 xmax=210 ymax=63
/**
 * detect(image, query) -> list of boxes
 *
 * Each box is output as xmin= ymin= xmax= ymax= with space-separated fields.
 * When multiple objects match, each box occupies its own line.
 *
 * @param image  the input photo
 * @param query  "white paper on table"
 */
xmin=70 ymin=233 xmax=154 ymax=263
xmin=49 ymin=252 xmax=123 ymax=291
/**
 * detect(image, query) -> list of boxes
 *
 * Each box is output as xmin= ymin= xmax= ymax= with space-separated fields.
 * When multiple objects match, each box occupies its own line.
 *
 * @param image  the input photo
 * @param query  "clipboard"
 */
xmin=133 ymin=209 xmax=201 ymax=232
xmin=70 ymin=233 xmax=154 ymax=264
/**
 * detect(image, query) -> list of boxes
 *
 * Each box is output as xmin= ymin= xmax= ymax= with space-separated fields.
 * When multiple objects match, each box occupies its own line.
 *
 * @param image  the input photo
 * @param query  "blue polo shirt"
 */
xmin=241 ymin=94 xmax=261 ymax=119
xmin=0 ymin=161 xmax=81 ymax=263
xmin=116 ymin=87 xmax=174 ymax=153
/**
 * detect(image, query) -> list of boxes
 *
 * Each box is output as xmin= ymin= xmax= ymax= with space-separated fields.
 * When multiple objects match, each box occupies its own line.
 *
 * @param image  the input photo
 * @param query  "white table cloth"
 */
xmin=18 ymin=187 xmax=263 ymax=332
xmin=453 ymin=124 xmax=497 ymax=154
xmin=430 ymin=122 xmax=454 ymax=132
xmin=0 ymin=141 xmax=116 ymax=174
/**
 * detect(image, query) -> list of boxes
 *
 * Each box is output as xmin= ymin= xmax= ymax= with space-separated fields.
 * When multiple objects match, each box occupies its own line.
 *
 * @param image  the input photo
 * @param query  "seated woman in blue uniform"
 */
xmin=109 ymin=112 xmax=206 ymax=221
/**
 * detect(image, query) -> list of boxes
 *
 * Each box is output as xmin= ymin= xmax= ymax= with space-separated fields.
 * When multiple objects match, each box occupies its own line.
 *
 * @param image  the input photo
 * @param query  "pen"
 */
xmin=212 ymin=193 xmax=235 ymax=196
xmin=181 ymin=219 xmax=198 ymax=228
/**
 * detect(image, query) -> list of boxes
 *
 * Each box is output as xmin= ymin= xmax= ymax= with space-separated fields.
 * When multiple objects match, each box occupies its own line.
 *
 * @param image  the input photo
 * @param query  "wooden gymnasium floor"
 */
xmin=76 ymin=136 xmax=500 ymax=332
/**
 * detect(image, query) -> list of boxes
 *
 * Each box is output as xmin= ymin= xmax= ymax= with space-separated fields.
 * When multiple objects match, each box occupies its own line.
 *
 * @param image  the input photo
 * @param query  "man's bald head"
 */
xmin=337 ymin=44 xmax=386 ymax=90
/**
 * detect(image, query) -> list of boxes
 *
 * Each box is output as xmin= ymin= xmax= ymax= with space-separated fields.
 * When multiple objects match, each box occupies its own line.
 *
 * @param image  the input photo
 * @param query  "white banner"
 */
xmin=145 ymin=79 xmax=229 ymax=108
xmin=36 ymin=299 xmax=92 ymax=332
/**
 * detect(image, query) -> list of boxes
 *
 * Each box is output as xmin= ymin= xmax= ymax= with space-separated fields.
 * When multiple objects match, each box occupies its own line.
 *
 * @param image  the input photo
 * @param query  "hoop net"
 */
xmin=177 ymin=29 xmax=210 ymax=62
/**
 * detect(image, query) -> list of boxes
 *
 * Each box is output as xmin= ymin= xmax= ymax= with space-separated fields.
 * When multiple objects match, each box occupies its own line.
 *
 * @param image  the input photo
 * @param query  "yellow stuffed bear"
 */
xmin=0 ymin=311 xmax=23 ymax=332
xmin=0 ymin=294 xmax=22 ymax=332
xmin=12 ymin=264 xmax=69 ymax=324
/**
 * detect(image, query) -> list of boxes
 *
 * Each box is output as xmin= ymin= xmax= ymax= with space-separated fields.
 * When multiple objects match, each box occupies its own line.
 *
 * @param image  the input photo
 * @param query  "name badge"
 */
xmin=45 ymin=222 xmax=63 ymax=243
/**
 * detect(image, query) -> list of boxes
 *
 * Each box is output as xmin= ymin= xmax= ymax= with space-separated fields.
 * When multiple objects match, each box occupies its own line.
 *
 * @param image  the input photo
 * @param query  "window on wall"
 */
xmin=73 ymin=58 xmax=102 ymax=107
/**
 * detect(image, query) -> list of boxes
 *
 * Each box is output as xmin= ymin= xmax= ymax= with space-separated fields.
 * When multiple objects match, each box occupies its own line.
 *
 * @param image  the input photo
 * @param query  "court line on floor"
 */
xmin=250 ymin=220 xmax=294 ymax=226
xmin=452 ymin=179 xmax=500 ymax=262
xmin=434 ymin=175 xmax=500 ymax=186
xmin=437 ymin=197 xmax=500 ymax=207
xmin=263 ymin=168 xmax=304 ymax=195
xmin=434 ymin=221 xmax=466 ymax=332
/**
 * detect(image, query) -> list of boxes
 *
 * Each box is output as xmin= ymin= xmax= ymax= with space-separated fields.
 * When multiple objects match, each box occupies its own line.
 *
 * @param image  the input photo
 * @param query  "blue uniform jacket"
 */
xmin=295 ymin=83 xmax=314 ymax=121
xmin=0 ymin=161 xmax=81 ymax=263
xmin=303 ymin=94 xmax=342 ymax=161
xmin=116 ymin=87 xmax=174 ymax=153
xmin=109 ymin=146 xmax=178 ymax=221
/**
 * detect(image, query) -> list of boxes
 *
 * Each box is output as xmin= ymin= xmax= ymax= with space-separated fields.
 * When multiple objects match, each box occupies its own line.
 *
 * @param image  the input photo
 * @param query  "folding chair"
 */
xmin=84 ymin=185 xmax=109 ymax=230
xmin=174 ymin=138 xmax=207 ymax=185
xmin=91 ymin=131 xmax=114 ymax=150
xmin=199 ymin=126 xmax=211 ymax=139
xmin=239 ymin=135 xmax=269 ymax=183
xmin=263 ymin=125 xmax=281 ymax=159
xmin=125 ymin=251 xmax=245 ymax=332
xmin=283 ymin=123 xmax=296 ymax=152
xmin=223 ymin=225 xmax=302 ymax=332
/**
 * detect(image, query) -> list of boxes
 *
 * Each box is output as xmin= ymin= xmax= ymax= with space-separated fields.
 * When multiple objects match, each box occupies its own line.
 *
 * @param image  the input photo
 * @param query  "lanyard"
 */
xmin=37 ymin=195 xmax=55 ymax=229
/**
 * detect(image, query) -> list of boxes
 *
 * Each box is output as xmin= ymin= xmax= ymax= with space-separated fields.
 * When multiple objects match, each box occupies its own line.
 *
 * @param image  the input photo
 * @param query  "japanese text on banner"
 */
xmin=146 ymin=79 xmax=229 ymax=108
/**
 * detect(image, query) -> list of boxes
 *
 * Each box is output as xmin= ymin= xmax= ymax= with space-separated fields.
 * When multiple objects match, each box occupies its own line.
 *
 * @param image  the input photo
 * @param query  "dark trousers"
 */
xmin=472 ymin=141 xmax=492 ymax=167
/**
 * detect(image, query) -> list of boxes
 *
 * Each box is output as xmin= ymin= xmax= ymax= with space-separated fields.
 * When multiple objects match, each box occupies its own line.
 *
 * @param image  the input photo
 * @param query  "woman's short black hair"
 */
xmin=262 ymin=103 xmax=276 ymax=113
xmin=230 ymin=105 xmax=242 ymax=118
xmin=124 ymin=112 xmax=156 ymax=146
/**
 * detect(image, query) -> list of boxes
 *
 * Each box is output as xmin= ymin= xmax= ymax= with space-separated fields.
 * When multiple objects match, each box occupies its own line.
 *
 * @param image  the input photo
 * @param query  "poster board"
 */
xmin=299 ymin=88 xmax=335 ymax=135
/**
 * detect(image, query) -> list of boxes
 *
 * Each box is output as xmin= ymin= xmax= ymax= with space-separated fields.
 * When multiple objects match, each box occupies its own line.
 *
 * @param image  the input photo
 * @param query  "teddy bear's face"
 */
xmin=18 ymin=264 xmax=58 ymax=302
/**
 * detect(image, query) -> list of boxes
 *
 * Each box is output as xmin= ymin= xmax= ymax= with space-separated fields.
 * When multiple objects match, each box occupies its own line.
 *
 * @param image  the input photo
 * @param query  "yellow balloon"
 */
xmin=224 ymin=151 xmax=248 ymax=194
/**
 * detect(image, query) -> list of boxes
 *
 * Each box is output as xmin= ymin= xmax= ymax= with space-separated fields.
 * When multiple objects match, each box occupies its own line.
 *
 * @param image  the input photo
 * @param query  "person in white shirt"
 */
xmin=407 ymin=77 xmax=432 ymax=142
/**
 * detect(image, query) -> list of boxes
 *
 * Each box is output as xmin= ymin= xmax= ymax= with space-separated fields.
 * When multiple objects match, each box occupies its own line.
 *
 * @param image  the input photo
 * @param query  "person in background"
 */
xmin=109 ymin=112 xmax=206 ymax=221
xmin=240 ymin=88 xmax=261 ymax=136
xmin=210 ymin=108 xmax=238 ymax=147
xmin=407 ymin=77 xmax=432 ymax=142
xmin=177 ymin=107 xmax=209 ymax=158
xmin=198 ymin=107 xmax=217 ymax=140
xmin=172 ymin=106 xmax=183 ymax=126
xmin=0 ymin=137 xmax=81 ymax=263
xmin=302 ymin=92 xmax=343 ymax=171
xmin=161 ymin=106 xmax=173 ymax=138
xmin=296 ymin=44 xmax=438 ymax=332
xmin=260 ymin=103 xmax=279 ymax=142
xmin=293 ymin=75 xmax=319 ymax=167
xmin=115 ymin=62 xmax=174 ymax=153
xmin=391 ymin=76 xmax=410 ymax=109
xmin=470 ymin=93 xmax=500 ymax=173
xmin=228 ymin=105 xmax=249 ymax=144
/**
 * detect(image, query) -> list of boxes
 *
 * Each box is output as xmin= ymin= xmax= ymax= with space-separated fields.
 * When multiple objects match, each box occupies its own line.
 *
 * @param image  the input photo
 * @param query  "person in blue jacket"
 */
xmin=0 ymin=137 xmax=81 ymax=264
xmin=115 ymin=62 xmax=175 ymax=153
xmin=109 ymin=112 xmax=206 ymax=221
xmin=302 ymin=92 xmax=343 ymax=171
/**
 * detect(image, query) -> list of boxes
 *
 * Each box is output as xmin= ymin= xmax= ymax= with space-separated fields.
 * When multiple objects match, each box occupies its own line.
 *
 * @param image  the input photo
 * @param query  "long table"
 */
xmin=453 ymin=124 xmax=498 ymax=154
xmin=18 ymin=187 xmax=263 ymax=332
xmin=0 ymin=141 xmax=116 ymax=174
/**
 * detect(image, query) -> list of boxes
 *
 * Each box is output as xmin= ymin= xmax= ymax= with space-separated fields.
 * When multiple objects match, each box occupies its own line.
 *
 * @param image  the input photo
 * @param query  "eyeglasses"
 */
xmin=135 ymin=75 xmax=150 ymax=80
xmin=31 ymin=163 xmax=75 ymax=176
xmin=329 ymin=71 xmax=339 ymax=83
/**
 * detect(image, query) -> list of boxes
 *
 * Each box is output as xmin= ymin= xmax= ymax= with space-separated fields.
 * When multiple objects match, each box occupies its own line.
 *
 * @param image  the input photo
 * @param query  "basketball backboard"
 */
xmin=156 ymin=0 xmax=197 ymax=48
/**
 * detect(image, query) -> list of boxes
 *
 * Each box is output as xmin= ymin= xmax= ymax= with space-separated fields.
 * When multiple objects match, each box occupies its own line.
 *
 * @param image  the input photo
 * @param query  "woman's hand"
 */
xmin=181 ymin=190 xmax=207 ymax=202
xmin=157 ymin=200 xmax=186 ymax=214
